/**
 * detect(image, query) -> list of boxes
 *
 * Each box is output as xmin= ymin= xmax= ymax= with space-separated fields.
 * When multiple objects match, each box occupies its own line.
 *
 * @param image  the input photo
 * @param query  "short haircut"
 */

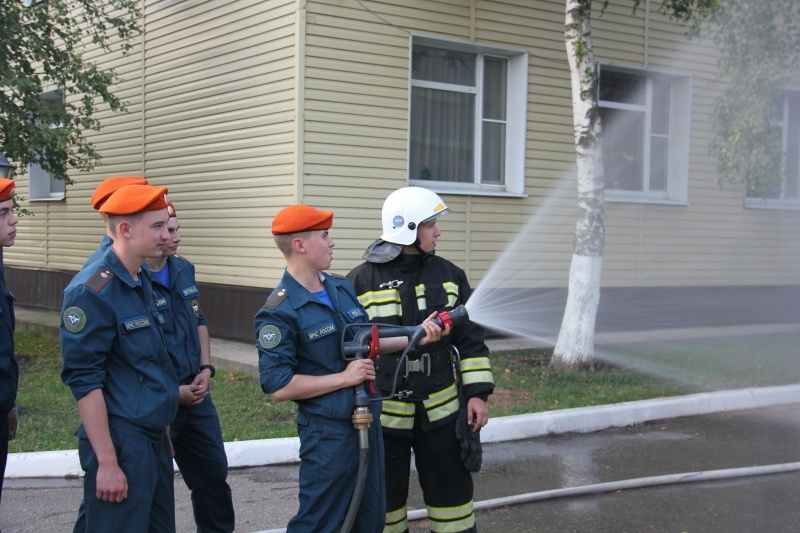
xmin=273 ymin=231 xmax=310 ymax=257
xmin=106 ymin=212 xmax=144 ymax=235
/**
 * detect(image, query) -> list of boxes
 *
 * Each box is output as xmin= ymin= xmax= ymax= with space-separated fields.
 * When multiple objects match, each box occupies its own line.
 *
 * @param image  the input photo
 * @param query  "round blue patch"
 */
xmin=63 ymin=307 xmax=87 ymax=333
xmin=392 ymin=215 xmax=404 ymax=228
xmin=259 ymin=325 xmax=281 ymax=349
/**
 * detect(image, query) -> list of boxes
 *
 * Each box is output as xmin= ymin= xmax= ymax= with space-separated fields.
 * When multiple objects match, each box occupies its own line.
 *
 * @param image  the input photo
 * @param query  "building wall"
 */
xmin=5 ymin=0 xmax=800 ymax=320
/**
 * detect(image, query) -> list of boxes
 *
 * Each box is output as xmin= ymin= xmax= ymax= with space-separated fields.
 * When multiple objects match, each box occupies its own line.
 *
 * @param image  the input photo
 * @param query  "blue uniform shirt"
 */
xmin=255 ymin=270 xmax=374 ymax=421
xmin=0 ymin=248 xmax=18 ymax=415
xmin=60 ymin=246 xmax=179 ymax=439
xmin=150 ymin=255 xmax=206 ymax=383
xmin=82 ymin=235 xmax=113 ymax=269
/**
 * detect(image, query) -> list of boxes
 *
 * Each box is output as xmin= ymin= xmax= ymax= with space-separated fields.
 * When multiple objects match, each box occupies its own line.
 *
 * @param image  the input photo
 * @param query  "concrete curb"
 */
xmin=8 ymin=383 xmax=800 ymax=479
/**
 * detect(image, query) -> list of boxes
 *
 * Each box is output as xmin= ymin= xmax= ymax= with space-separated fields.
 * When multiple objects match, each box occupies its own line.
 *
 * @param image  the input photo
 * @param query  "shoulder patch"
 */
xmin=263 ymin=288 xmax=288 ymax=310
xmin=84 ymin=268 xmax=115 ymax=293
xmin=63 ymin=307 xmax=87 ymax=333
xmin=259 ymin=325 xmax=281 ymax=349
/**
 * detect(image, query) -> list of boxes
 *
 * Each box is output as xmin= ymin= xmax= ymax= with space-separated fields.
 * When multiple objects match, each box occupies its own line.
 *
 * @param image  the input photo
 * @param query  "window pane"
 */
xmin=481 ymin=121 xmax=505 ymax=185
xmin=601 ymin=107 xmax=645 ymax=191
xmin=651 ymin=78 xmax=671 ymax=136
xmin=412 ymin=46 xmax=476 ymax=86
xmin=483 ymin=58 xmax=507 ymax=120
xmin=599 ymin=70 xmax=646 ymax=105
xmin=410 ymin=86 xmax=475 ymax=183
xmin=649 ymin=136 xmax=668 ymax=192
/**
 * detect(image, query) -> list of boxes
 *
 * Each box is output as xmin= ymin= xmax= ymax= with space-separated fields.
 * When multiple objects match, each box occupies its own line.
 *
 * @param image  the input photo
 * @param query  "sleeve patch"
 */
xmin=63 ymin=307 xmax=87 ymax=333
xmin=259 ymin=325 xmax=282 ymax=349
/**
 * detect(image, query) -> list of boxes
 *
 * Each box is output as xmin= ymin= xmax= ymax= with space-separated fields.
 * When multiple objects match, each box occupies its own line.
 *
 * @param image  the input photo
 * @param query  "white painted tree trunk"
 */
xmin=552 ymin=0 xmax=605 ymax=369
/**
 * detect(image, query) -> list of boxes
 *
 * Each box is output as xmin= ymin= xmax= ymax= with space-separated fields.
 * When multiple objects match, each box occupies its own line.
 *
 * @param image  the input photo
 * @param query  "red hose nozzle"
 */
xmin=433 ymin=305 xmax=469 ymax=329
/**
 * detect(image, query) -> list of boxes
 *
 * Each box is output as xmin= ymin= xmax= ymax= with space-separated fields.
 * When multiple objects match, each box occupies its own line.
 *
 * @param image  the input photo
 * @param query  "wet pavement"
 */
xmin=2 ymin=403 xmax=799 ymax=532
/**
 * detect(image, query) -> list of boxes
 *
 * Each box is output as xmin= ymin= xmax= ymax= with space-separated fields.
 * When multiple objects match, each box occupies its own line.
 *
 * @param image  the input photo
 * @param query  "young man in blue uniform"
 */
xmin=348 ymin=187 xmax=495 ymax=533
xmin=61 ymin=184 xmax=179 ymax=532
xmin=144 ymin=202 xmax=235 ymax=532
xmin=254 ymin=204 xmax=445 ymax=533
xmin=0 ymin=178 xmax=20 ymax=507
xmin=83 ymin=175 xmax=149 ymax=268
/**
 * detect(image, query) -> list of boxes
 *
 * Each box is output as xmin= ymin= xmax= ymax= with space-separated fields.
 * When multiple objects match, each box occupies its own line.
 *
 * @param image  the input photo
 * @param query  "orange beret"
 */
xmin=99 ymin=185 xmax=170 ymax=216
xmin=0 ymin=179 xmax=14 ymax=203
xmin=272 ymin=204 xmax=334 ymax=235
xmin=91 ymin=176 xmax=149 ymax=210
xmin=167 ymin=202 xmax=177 ymax=218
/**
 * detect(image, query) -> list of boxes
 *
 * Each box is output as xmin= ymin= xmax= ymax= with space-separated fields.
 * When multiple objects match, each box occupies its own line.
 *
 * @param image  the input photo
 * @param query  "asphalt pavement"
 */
xmin=2 ymin=404 xmax=799 ymax=532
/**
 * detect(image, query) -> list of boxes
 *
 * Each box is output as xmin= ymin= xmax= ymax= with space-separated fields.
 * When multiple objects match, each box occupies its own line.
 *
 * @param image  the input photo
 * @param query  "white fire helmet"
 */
xmin=380 ymin=187 xmax=450 ymax=245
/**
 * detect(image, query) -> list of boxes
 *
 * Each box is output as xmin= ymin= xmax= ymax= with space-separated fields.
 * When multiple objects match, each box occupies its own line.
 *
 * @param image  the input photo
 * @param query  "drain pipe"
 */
xmin=255 ymin=461 xmax=800 ymax=533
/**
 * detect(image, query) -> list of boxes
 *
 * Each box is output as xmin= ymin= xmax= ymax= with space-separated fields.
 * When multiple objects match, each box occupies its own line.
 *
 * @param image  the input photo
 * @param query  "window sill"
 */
xmin=29 ymin=194 xmax=65 ymax=202
xmin=409 ymin=181 xmax=527 ymax=198
xmin=744 ymin=198 xmax=800 ymax=211
xmin=604 ymin=191 xmax=688 ymax=207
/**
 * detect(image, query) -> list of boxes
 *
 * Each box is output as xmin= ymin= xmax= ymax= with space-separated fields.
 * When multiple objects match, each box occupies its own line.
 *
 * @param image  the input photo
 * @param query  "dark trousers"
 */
xmin=0 ymin=414 xmax=8 ymax=506
xmin=384 ymin=412 xmax=476 ymax=533
xmin=171 ymin=395 xmax=235 ymax=533
xmin=76 ymin=429 xmax=175 ymax=533
xmin=288 ymin=410 xmax=386 ymax=533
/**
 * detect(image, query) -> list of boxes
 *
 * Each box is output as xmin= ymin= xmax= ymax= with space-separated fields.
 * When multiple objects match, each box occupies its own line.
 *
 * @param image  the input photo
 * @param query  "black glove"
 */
xmin=455 ymin=404 xmax=483 ymax=473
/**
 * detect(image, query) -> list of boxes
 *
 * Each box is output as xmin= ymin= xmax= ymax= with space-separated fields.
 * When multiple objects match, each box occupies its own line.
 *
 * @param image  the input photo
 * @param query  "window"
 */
xmin=745 ymin=90 xmax=800 ymax=209
xmin=599 ymin=65 xmax=691 ymax=204
xmin=408 ymin=36 xmax=528 ymax=196
xmin=29 ymin=89 xmax=66 ymax=201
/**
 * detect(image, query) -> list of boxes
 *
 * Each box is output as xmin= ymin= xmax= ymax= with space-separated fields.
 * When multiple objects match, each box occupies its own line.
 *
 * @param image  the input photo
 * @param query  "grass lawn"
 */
xmin=7 ymin=330 xmax=745 ymax=453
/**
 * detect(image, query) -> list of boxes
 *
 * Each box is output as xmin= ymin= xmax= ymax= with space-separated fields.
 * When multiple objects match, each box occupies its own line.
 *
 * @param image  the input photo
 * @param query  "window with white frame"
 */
xmin=29 ymin=89 xmax=66 ymax=201
xmin=408 ymin=37 xmax=527 ymax=196
xmin=599 ymin=65 xmax=691 ymax=204
xmin=745 ymin=90 xmax=800 ymax=208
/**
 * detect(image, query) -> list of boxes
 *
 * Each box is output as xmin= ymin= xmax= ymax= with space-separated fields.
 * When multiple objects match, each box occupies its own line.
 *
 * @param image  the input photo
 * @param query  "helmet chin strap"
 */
xmin=412 ymin=239 xmax=434 ymax=258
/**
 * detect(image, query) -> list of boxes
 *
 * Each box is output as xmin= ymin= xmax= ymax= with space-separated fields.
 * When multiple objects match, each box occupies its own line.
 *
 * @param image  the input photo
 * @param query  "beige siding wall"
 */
xmin=6 ymin=0 xmax=799 ymax=292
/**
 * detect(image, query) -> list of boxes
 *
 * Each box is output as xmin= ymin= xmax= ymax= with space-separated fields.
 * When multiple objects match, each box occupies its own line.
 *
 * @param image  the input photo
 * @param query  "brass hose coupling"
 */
xmin=352 ymin=406 xmax=373 ymax=430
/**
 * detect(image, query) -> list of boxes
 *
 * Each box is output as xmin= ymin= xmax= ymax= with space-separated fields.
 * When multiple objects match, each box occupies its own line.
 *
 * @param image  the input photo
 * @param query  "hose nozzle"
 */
xmin=432 ymin=304 xmax=469 ymax=330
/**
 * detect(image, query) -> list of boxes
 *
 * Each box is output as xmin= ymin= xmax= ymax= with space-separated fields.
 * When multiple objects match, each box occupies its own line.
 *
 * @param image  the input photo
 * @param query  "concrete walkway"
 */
xmin=9 ymin=305 xmax=800 ymax=479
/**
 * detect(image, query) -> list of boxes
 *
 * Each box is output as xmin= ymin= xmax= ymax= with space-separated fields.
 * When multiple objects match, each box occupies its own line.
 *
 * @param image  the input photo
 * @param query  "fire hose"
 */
xmin=337 ymin=305 xmax=471 ymax=533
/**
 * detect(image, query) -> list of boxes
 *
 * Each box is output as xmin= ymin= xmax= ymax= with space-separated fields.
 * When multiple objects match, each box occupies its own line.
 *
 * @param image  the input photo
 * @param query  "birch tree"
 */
xmin=552 ymin=0 xmax=717 ymax=369
xmin=0 ymin=0 xmax=140 ymax=184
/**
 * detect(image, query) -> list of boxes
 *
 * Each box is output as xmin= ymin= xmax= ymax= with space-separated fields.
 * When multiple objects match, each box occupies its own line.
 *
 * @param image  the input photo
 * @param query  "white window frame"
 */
xmin=744 ymin=89 xmax=800 ymax=211
xmin=599 ymin=64 xmax=692 ymax=206
xmin=408 ymin=35 xmax=528 ymax=197
xmin=28 ymin=89 xmax=66 ymax=202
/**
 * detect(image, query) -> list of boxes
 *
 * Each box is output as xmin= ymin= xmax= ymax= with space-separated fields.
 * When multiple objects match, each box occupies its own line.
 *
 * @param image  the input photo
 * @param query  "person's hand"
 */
xmin=7 ymin=410 xmax=17 ymax=441
xmin=342 ymin=358 xmax=376 ymax=386
xmin=179 ymin=383 xmax=208 ymax=406
xmin=467 ymin=397 xmax=489 ymax=432
xmin=95 ymin=461 xmax=128 ymax=502
xmin=418 ymin=311 xmax=449 ymax=346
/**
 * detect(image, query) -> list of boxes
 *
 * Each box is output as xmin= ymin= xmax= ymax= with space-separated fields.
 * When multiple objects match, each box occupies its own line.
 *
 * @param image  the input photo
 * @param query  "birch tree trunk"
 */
xmin=551 ymin=0 xmax=605 ymax=370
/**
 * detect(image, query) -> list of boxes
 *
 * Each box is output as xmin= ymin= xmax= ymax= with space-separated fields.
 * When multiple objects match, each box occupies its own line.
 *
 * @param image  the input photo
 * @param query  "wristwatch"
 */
xmin=199 ymin=364 xmax=216 ymax=379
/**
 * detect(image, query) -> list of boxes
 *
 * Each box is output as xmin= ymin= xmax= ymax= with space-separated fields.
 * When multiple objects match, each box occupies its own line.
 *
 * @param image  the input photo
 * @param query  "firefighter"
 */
xmin=347 ymin=187 xmax=495 ymax=533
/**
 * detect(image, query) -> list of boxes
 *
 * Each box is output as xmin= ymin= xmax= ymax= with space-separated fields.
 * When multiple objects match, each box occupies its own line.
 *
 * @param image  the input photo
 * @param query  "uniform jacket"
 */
xmin=0 ymin=249 xmax=18 ymax=416
xmin=60 ymin=247 xmax=179 ymax=440
xmin=150 ymin=255 xmax=206 ymax=383
xmin=348 ymin=248 xmax=495 ymax=435
xmin=255 ymin=269 xmax=375 ymax=422
xmin=82 ymin=235 xmax=113 ymax=269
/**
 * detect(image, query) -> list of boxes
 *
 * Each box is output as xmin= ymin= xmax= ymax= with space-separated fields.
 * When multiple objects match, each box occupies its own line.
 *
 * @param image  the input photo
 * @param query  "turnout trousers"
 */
xmin=383 ymin=410 xmax=476 ymax=533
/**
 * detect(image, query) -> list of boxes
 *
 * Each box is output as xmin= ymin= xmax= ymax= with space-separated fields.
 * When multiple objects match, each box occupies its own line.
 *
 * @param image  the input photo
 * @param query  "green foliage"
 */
xmin=702 ymin=0 xmax=800 ymax=196
xmin=0 ymin=0 xmax=141 ymax=183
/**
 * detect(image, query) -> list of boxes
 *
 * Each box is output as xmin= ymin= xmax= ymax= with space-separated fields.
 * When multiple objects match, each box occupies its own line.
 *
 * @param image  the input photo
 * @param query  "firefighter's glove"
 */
xmin=455 ymin=406 xmax=483 ymax=473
